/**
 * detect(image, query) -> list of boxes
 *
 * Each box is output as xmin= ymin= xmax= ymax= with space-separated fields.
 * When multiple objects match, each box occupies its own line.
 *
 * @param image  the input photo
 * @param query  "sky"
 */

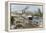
xmin=11 ymin=4 xmax=43 ymax=13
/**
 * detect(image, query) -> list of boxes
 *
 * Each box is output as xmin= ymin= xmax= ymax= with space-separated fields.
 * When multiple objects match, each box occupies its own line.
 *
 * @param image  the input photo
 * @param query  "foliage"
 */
xmin=11 ymin=16 xmax=15 ymax=25
xmin=33 ymin=8 xmax=43 ymax=17
xmin=16 ymin=21 xmax=21 ymax=23
xmin=16 ymin=24 xmax=23 ymax=28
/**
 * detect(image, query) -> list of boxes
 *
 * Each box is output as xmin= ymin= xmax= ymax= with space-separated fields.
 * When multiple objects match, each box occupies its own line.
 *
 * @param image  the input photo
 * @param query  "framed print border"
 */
xmin=5 ymin=1 xmax=45 ymax=32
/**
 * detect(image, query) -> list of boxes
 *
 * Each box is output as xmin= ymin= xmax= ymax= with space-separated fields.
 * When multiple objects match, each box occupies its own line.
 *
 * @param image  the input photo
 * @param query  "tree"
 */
xmin=33 ymin=8 xmax=43 ymax=17
xmin=22 ymin=6 xmax=29 ymax=14
xmin=38 ymin=8 xmax=43 ymax=17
